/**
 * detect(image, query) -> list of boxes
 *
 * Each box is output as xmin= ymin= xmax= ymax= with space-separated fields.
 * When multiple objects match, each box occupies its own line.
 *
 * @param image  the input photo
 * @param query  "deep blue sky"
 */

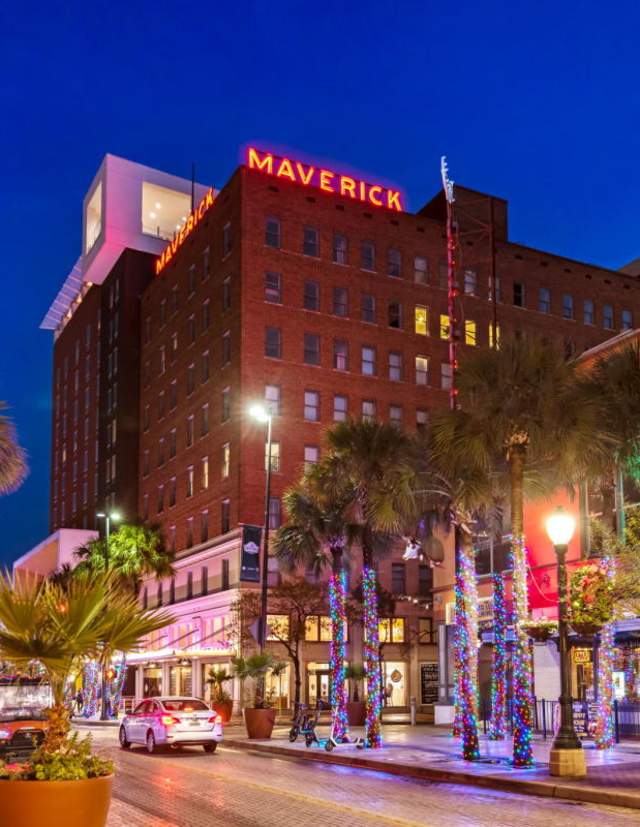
xmin=1 ymin=1 xmax=639 ymax=566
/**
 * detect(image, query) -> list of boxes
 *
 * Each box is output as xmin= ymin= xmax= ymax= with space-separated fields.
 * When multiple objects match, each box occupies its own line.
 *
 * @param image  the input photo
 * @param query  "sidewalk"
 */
xmin=223 ymin=724 xmax=640 ymax=810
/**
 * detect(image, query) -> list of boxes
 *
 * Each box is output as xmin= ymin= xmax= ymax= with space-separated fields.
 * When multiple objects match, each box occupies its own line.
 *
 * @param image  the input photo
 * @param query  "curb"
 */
xmin=223 ymin=738 xmax=640 ymax=811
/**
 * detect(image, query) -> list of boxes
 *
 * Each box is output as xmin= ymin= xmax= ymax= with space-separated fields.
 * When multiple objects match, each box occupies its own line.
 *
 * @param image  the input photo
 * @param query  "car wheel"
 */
xmin=203 ymin=742 xmax=217 ymax=753
xmin=146 ymin=730 xmax=157 ymax=754
xmin=288 ymin=726 xmax=299 ymax=743
xmin=119 ymin=726 xmax=131 ymax=750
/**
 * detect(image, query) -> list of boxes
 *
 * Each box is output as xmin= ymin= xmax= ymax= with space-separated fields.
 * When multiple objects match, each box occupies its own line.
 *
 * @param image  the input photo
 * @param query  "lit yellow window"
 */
xmin=465 ymin=320 xmax=477 ymax=346
xmin=305 ymin=616 xmax=318 ymax=641
xmin=319 ymin=616 xmax=332 ymax=641
xmin=378 ymin=618 xmax=391 ymax=643
xmin=415 ymin=306 xmax=428 ymax=336
xmin=439 ymin=314 xmax=450 ymax=339
xmin=391 ymin=618 xmax=405 ymax=642
xmin=488 ymin=323 xmax=501 ymax=348
xmin=267 ymin=614 xmax=289 ymax=641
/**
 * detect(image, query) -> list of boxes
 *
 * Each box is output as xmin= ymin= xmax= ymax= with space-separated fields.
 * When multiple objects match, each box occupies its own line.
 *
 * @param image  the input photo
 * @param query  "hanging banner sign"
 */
xmin=247 ymin=147 xmax=404 ymax=212
xmin=155 ymin=187 xmax=216 ymax=275
xmin=240 ymin=524 xmax=262 ymax=582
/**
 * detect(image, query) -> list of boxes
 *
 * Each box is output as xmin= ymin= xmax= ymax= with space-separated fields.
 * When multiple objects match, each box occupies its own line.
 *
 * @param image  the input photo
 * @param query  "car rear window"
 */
xmin=162 ymin=699 xmax=208 ymax=711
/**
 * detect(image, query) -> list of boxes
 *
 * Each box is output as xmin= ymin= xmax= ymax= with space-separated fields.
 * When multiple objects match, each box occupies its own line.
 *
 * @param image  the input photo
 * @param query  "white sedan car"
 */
xmin=119 ymin=697 xmax=223 ymax=754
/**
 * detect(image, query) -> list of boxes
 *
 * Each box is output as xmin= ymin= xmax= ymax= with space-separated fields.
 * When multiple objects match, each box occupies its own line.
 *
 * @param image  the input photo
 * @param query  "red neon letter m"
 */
xmin=248 ymin=147 xmax=273 ymax=174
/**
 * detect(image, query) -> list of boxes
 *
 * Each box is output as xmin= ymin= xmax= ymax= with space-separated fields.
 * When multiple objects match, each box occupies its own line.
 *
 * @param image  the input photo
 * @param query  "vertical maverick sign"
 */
xmin=240 ymin=524 xmax=262 ymax=582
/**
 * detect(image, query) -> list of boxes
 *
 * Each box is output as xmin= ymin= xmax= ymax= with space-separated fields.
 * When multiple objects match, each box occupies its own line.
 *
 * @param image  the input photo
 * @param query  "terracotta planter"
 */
xmin=212 ymin=700 xmax=234 ymax=723
xmin=0 ymin=774 xmax=113 ymax=827
xmin=347 ymin=701 xmax=366 ymax=727
xmin=244 ymin=707 xmax=276 ymax=739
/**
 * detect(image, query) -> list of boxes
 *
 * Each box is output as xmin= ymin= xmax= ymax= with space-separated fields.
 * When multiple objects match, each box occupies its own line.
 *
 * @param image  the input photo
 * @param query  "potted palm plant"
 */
xmin=0 ymin=571 xmax=172 ymax=827
xmin=232 ymin=653 xmax=286 ymax=739
xmin=206 ymin=668 xmax=234 ymax=723
xmin=345 ymin=663 xmax=367 ymax=726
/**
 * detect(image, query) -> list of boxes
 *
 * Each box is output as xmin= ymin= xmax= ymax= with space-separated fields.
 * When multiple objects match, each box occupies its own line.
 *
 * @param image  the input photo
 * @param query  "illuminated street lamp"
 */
xmin=96 ymin=510 xmax=122 ymax=567
xmin=248 ymin=403 xmax=273 ymax=653
xmin=545 ymin=507 xmax=586 ymax=777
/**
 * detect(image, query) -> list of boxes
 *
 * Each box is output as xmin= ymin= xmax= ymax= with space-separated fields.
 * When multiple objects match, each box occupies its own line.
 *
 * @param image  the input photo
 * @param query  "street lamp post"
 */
xmin=545 ymin=507 xmax=586 ymax=778
xmin=96 ymin=510 xmax=122 ymax=568
xmin=248 ymin=404 xmax=273 ymax=654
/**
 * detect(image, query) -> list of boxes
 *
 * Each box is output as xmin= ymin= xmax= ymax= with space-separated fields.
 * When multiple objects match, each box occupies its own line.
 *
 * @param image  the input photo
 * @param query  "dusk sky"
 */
xmin=1 ymin=1 xmax=639 ymax=566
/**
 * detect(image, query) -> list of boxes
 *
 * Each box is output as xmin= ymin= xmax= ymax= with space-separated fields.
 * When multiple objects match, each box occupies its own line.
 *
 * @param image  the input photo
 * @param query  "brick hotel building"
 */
xmin=24 ymin=147 xmax=640 ymax=710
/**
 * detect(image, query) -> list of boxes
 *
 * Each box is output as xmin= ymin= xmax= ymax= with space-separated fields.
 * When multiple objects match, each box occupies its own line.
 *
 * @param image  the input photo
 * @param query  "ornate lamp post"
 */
xmin=545 ymin=507 xmax=586 ymax=778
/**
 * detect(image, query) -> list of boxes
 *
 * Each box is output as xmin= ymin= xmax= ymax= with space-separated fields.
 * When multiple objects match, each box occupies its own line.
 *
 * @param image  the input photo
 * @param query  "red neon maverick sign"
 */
xmin=247 ymin=147 xmax=403 ymax=212
xmin=155 ymin=187 xmax=216 ymax=275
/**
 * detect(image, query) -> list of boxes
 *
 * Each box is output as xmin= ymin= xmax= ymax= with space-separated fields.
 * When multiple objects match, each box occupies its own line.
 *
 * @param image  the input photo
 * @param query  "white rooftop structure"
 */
xmin=41 ymin=154 xmax=211 ymax=334
xmin=12 ymin=528 xmax=99 ymax=578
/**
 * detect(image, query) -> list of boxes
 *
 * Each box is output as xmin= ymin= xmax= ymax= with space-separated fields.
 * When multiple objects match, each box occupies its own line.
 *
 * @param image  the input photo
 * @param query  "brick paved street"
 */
xmin=80 ymin=726 xmax=640 ymax=826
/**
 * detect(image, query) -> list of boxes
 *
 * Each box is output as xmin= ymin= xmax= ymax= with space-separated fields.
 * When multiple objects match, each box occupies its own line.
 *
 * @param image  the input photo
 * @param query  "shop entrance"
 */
xmin=143 ymin=667 xmax=162 ymax=698
xmin=307 ymin=664 xmax=331 ymax=708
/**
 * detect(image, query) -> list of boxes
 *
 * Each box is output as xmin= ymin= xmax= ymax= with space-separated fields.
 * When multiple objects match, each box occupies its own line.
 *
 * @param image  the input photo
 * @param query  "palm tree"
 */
xmin=274 ymin=466 xmax=355 ymax=738
xmin=0 ymin=571 xmax=173 ymax=752
xmin=431 ymin=335 xmax=606 ymax=767
xmin=322 ymin=420 xmax=419 ymax=748
xmin=0 ymin=402 xmax=27 ymax=495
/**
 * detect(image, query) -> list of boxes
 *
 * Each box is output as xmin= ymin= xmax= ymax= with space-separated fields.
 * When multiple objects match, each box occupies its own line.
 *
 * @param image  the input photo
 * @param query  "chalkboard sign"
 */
xmin=572 ymin=700 xmax=598 ymax=738
xmin=420 ymin=662 xmax=439 ymax=704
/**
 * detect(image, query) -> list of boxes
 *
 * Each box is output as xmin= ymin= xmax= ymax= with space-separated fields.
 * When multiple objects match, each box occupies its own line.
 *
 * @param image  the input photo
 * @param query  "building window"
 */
xmin=222 ymin=559 xmax=230 ymax=591
xmin=361 ymin=240 xmax=376 ymax=271
xmin=186 ymin=415 xmax=194 ymax=447
xmin=201 ymin=510 xmax=209 ymax=545
xmin=186 ymin=466 xmax=194 ymax=498
xmin=303 ymin=227 xmax=319 ymax=257
xmin=265 ymin=440 xmax=280 ymax=472
xmin=603 ymin=304 xmax=614 ymax=330
xmin=333 ymin=287 xmax=348 ymax=317
xmin=304 ymin=445 xmax=319 ymax=469
xmin=169 ymin=476 xmax=176 ymax=507
xmin=265 ymin=272 xmax=282 ymax=303
xmin=387 ymin=248 xmax=401 ymax=278
xmin=333 ymin=340 xmax=349 ymax=371
xmin=265 ymin=216 xmax=281 ymax=248
xmin=305 ymin=616 xmax=333 ymax=642
xmin=562 ymin=294 xmax=574 ymax=320
xmin=267 ymin=614 xmax=290 ymax=641
xmin=378 ymin=617 xmax=404 ymax=643
xmin=584 ymin=299 xmax=594 ymax=325
xmin=416 ymin=408 xmax=428 ymax=430
xmin=361 ymin=293 xmax=376 ymax=323
xmin=415 ymin=356 xmax=429 ymax=385
xmin=333 ymin=233 xmax=348 ymax=264
xmin=188 ymin=315 xmax=197 ymax=343
xmin=170 ymin=285 xmax=179 ymax=315
xmin=221 ymin=499 xmax=230 ymax=534
xmin=265 ymin=326 xmax=282 ymax=358
xmin=463 ymin=270 xmax=477 ymax=295
xmin=268 ymin=497 xmax=281 ymax=529
xmin=187 ymin=363 xmax=196 ymax=396
xmin=513 ymin=282 xmax=525 ymax=308
xmin=160 ymin=299 xmax=167 ymax=326
xmin=622 ymin=309 xmax=633 ymax=331
xmin=158 ymin=391 xmax=166 ymax=420
xmin=222 ymin=331 xmax=231 ymax=365
xmin=202 ymin=299 xmax=211 ymax=330
xmin=202 ymin=350 xmax=210 ymax=383
xmin=389 ymin=404 xmax=403 ymax=426
xmin=388 ymin=301 xmax=402 ymax=329
xmin=304 ymin=390 xmax=320 ymax=422
xmin=159 ymin=345 xmax=166 ymax=376
xmin=304 ymin=280 xmax=320 ymax=311
xmin=391 ymin=563 xmax=406 ymax=594
xmin=415 ymin=306 xmax=428 ymax=335
xmin=539 ymin=287 xmax=551 ymax=314
xmin=414 ymin=256 xmax=428 ymax=284
xmin=419 ymin=565 xmax=433 ymax=597
xmin=333 ymin=395 xmax=347 ymax=422
xmin=202 ymin=456 xmax=209 ymax=489
xmin=157 ymin=484 xmax=164 ymax=514
xmin=143 ymin=404 xmax=150 ymax=431
xmin=361 ymin=346 xmax=376 ymax=376
xmin=222 ymin=222 xmax=232 ymax=256
xmin=388 ymin=351 xmax=402 ymax=381
xmin=170 ymin=332 xmax=178 ymax=362
xmin=441 ymin=363 xmax=453 ymax=390
xmin=439 ymin=314 xmax=450 ymax=340
xmin=362 ymin=400 xmax=376 ymax=422
xmin=489 ymin=323 xmax=501 ymax=349
xmin=187 ymin=569 xmax=194 ymax=597
xmin=222 ymin=443 xmax=230 ymax=478
xmin=222 ymin=277 xmax=231 ymax=311
xmin=222 ymin=387 xmax=231 ymax=422
xmin=143 ymin=449 xmax=150 ymax=476
xmin=201 ymin=403 xmax=209 ymax=436
xmin=158 ymin=438 xmax=165 ymax=467
xmin=304 ymin=333 xmax=320 ymax=365
xmin=265 ymin=384 xmax=281 ymax=415
xmin=464 ymin=320 xmax=477 ymax=346
xmin=169 ymin=428 xmax=177 ymax=458
xmin=202 ymin=246 xmax=210 ymax=281
xmin=188 ymin=265 xmax=196 ymax=296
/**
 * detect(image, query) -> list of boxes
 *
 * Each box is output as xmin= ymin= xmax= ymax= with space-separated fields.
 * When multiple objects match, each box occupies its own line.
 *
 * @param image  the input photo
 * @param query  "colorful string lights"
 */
xmin=489 ymin=572 xmax=507 ymax=740
xmin=595 ymin=622 xmax=616 ymax=749
xmin=328 ymin=570 xmax=349 ymax=742
xmin=511 ymin=535 xmax=534 ymax=766
xmin=453 ymin=532 xmax=480 ymax=760
xmin=82 ymin=660 xmax=99 ymax=718
xmin=362 ymin=565 xmax=383 ymax=749
xmin=111 ymin=655 xmax=127 ymax=718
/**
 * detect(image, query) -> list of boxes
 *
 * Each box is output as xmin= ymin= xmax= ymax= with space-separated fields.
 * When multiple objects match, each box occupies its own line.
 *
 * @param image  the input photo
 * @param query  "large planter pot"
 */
xmin=521 ymin=624 xmax=557 ymax=643
xmin=347 ymin=701 xmax=366 ymax=727
xmin=212 ymin=700 xmax=234 ymax=723
xmin=571 ymin=621 xmax=602 ymax=636
xmin=0 ymin=774 xmax=113 ymax=827
xmin=244 ymin=707 xmax=276 ymax=739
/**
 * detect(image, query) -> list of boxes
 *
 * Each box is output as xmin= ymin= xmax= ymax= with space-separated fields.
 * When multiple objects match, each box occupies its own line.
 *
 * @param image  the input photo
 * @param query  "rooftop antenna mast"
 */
xmin=441 ymin=156 xmax=459 ymax=412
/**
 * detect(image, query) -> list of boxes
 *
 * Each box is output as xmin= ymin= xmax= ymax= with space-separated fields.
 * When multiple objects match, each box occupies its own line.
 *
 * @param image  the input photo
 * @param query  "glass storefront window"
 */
xmin=266 ymin=665 xmax=290 ymax=710
xmin=143 ymin=667 xmax=162 ymax=698
xmin=169 ymin=664 xmax=192 ymax=697
xmin=379 ymin=618 xmax=405 ymax=643
xmin=267 ymin=614 xmax=290 ymax=641
xmin=383 ymin=662 xmax=407 ymax=707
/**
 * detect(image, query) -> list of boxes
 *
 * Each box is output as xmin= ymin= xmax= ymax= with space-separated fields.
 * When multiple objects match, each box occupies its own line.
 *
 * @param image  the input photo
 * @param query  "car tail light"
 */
xmin=161 ymin=715 xmax=181 ymax=726
xmin=208 ymin=715 xmax=222 ymax=724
